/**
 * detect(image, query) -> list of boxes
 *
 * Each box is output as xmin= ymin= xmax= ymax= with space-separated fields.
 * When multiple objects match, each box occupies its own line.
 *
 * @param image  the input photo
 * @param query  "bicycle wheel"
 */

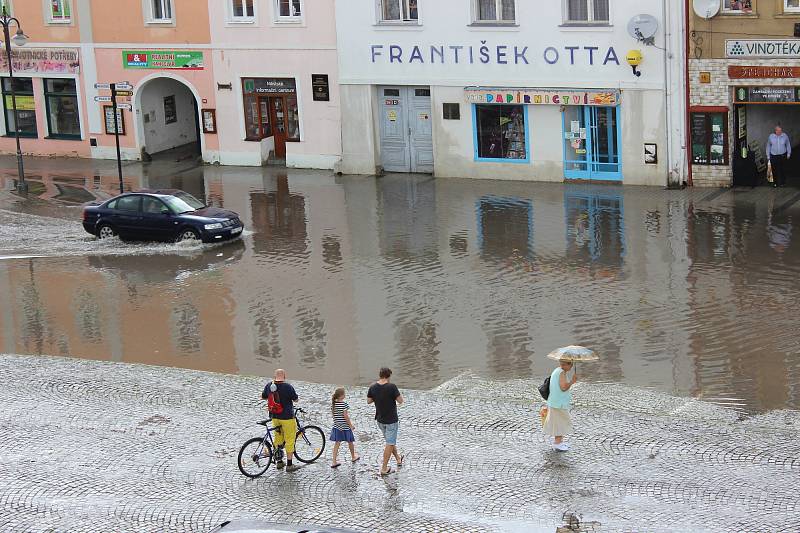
xmin=293 ymin=425 xmax=325 ymax=463
xmin=238 ymin=437 xmax=273 ymax=478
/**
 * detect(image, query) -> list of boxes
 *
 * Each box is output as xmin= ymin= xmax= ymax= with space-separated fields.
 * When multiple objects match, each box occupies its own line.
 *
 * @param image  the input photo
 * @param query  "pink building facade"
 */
xmin=0 ymin=0 xmax=340 ymax=169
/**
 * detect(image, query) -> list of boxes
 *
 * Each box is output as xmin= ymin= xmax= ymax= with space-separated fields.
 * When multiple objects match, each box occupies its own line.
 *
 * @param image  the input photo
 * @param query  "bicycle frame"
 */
xmin=257 ymin=411 xmax=313 ymax=453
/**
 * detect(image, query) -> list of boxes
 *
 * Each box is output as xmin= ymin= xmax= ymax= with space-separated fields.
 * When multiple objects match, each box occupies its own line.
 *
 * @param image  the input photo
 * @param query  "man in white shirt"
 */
xmin=766 ymin=125 xmax=792 ymax=188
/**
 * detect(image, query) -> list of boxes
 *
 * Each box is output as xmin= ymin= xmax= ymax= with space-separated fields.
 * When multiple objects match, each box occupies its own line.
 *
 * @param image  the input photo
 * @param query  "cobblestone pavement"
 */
xmin=1 ymin=354 xmax=799 ymax=533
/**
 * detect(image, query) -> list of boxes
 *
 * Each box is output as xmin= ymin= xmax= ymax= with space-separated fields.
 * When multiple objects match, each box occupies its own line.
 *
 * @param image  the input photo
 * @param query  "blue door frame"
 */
xmin=563 ymin=106 xmax=622 ymax=181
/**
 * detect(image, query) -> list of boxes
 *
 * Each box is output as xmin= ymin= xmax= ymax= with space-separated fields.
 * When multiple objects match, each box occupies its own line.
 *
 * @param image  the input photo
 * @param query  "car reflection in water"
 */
xmin=87 ymin=238 xmax=246 ymax=285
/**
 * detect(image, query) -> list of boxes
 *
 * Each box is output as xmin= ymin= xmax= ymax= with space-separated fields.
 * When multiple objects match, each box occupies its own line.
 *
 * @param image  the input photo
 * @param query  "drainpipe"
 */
xmin=663 ymin=0 xmax=677 ymax=189
xmin=685 ymin=0 xmax=693 ymax=186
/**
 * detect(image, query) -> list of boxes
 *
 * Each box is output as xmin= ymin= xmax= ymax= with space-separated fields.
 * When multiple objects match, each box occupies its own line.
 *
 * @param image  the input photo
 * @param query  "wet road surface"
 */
xmin=1 ymin=157 xmax=800 ymax=413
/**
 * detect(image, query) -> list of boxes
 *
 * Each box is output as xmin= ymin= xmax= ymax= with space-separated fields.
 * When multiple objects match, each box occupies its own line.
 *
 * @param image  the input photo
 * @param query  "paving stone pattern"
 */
xmin=1 ymin=354 xmax=799 ymax=533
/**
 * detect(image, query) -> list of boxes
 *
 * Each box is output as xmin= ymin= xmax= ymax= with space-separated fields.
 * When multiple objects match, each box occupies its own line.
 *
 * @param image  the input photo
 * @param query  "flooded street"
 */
xmin=1 ymin=159 xmax=799 ymax=413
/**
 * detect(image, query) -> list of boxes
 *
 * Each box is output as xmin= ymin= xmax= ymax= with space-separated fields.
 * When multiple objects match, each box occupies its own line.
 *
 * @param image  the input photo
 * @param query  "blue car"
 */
xmin=82 ymin=189 xmax=244 ymax=243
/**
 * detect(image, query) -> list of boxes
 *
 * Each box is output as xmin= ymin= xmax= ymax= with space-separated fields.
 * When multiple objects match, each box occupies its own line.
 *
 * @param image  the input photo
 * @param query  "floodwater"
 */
xmin=1 ymin=160 xmax=799 ymax=413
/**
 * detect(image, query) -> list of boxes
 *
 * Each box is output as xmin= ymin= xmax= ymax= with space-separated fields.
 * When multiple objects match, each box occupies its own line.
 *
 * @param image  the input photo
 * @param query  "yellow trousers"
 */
xmin=272 ymin=417 xmax=298 ymax=456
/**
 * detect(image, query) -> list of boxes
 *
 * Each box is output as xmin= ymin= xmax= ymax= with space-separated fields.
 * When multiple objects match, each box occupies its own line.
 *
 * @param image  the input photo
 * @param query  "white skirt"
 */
xmin=543 ymin=406 xmax=573 ymax=436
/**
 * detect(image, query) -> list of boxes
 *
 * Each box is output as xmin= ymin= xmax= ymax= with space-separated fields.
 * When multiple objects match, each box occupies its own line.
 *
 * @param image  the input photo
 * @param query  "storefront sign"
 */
xmin=242 ymin=78 xmax=296 ymax=94
xmin=734 ymin=86 xmax=800 ymax=103
xmin=726 ymin=39 xmax=800 ymax=58
xmin=123 ymin=50 xmax=204 ymax=70
xmin=4 ymin=95 xmax=35 ymax=111
xmin=311 ymin=74 xmax=330 ymax=102
xmin=0 ymin=47 xmax=80 ymax=75
xmin=728 ymin=65 xmax=800 ymax=79
xmin=370 ymin=44 xmax=621 ymax=67
xmin=465 ymin=87 xmax=620 ymax=106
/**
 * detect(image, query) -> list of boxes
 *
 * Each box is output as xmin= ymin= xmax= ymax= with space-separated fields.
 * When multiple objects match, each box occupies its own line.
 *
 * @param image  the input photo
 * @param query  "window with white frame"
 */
xmin=0 ymin=0 xmax=11 ymax=16
xmin=48 ymin=0 xmax=71 ymax=23
xmin=275 ymin=0 xmax=302 ymax=20
xmin=564 ymin=0 xmax=610 ymax=24
xmin=784 ymin=0 xmax=799 ymax=13
xmin=473 ymin=0 xmax=515 ymax=23
xmin=379 ymin=0 xmax=418 ymax=22
xmin=148 ymin=0 xmax=173 ymax=22
xmin=722 ymin=0 xmax=752 ymax=13
xmin=230 ymin=0 xmax=255 ymax=20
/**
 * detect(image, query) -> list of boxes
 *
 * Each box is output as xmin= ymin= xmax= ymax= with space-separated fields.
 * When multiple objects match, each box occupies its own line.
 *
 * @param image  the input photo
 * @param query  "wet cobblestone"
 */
xmin=1 ymin=354 xmax=799 ymax=533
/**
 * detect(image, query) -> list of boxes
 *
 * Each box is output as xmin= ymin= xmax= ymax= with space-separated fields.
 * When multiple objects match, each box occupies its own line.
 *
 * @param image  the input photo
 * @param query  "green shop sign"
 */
xmin=123 ymin=50 xmax=204 ymax=70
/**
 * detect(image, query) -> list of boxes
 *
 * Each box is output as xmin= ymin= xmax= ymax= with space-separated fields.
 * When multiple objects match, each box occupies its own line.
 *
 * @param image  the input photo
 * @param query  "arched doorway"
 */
xmin=135 ymin=76 xmax=201 ymax=160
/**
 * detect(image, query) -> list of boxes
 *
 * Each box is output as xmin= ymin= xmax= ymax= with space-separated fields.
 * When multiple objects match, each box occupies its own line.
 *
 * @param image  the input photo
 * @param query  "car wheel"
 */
xmin=97 ymin=224 xmax=117 ymax=240
xmin=176 ymin=228 xmax=201 ymax=243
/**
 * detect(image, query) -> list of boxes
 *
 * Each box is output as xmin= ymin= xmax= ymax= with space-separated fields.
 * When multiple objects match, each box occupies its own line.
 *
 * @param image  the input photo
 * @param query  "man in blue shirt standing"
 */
xmin=766 ymin=125 xmax=792 ymax=188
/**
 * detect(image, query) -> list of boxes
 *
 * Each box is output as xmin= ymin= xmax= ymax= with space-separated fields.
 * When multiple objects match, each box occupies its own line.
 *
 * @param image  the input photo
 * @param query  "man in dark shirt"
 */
xmin=367 ymin=367 xmax=404 ymax=475
xmin=261 ymin=368 xmax=299 ymax=471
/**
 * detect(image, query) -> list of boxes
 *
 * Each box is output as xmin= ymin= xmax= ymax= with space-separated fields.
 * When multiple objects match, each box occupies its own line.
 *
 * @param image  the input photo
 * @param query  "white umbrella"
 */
xmin=546 ymin=345 xmax=599 ymax=374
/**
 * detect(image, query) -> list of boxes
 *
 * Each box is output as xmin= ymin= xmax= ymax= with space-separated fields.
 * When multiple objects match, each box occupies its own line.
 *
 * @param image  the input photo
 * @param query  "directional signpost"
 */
xmin=95 ymin=82 xmax=133 ymax=194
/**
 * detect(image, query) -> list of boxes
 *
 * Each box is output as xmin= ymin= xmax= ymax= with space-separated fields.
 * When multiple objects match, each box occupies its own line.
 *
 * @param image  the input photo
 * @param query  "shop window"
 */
xmin=473 ymin=104 xmax=528 ymax=162
xmin=48 ymin=0 xmax=71 ymax=23
xmin=275 ymin=0 xmax=301 ymax=20
xmin=148 ymin=0 xmax=173 ymax=22
xmin=564 ymin=0 xmax=609 ymax=24
xmin=785 ymin=0 xmax=800 ymax=13
xmin=473 ymin=0 xmax=515 ymax=23
xmin=44 ymin=78 xmax=81 ymax=139
xmin=242 ymin=78 xmax=299 ymax=142
xmin=2 ymin=77 xmax=37 ymax=138
xmin=722 ymin=0 xmax=752 ymax=13
xmin=691 ymin=112 xmax=728 ymax=165
xmin=230 ymin=0 xmax=255 ymax=20
xmin=379 ymin=0 xmax=418 ymax=22
xmin=443 ymin=103 xmax=460 ymax=120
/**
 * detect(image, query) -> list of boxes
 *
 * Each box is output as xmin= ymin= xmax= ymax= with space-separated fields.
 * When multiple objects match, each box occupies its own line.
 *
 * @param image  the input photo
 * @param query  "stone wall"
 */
xmin=689 ymin=57 xmax=800 ymax=187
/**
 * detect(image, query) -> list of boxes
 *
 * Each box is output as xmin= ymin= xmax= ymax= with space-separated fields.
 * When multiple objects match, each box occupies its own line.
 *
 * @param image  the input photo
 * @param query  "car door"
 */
xmin=111 ymin=195 xmax=143 ymax=239
xmin=140 ymin=196 xmax=177 ymax=241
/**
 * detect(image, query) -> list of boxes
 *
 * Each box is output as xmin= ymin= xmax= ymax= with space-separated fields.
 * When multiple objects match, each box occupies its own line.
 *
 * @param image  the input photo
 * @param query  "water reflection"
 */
xmin=1 ymin=169 xmax=800 ymax=412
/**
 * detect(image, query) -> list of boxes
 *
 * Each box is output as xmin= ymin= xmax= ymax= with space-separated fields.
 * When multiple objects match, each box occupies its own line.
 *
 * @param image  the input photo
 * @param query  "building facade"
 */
xmin=0 ymin=0 xmax=340 ymax=169
xmin=690 ymin=0 xmax=800 ymax=187
xmin=336 ymin=0 xmax=686 ymax=186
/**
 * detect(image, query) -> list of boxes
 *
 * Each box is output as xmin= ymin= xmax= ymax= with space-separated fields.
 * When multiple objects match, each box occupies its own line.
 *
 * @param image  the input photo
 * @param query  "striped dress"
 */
xmin=329 ymin=401 xmax=355 ymax=442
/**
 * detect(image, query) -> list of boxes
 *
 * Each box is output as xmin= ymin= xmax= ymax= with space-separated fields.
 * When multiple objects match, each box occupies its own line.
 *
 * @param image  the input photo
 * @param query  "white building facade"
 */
xmin=336 ymin=0 xmax=687 ymax=186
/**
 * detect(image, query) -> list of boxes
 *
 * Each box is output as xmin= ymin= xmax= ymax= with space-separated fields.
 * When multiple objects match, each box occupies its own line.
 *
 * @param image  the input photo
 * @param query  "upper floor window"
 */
xmin=785 ymin=0 xmax=800 ymax=13
xmin=565 ymin=0 xmax=609 ymax=24
xmin=49 ymin=0 xmax=71 ymax=23
xmin=379 ymin=0 xmax=418 ymax=22
xmin=0 ymin=0 xmax=11 ymax=16
xmin=275 ymin=0 xmax=301 ymax=20
xmin=473 ymin=0 xmax=515 ymax=23
xmin=230 ymin=0 xmax=255 ymax=21
xmin=722 ymin=0 xmax=753 ymax=13
xmin=148 ymin=0 xmax=173 ymax=22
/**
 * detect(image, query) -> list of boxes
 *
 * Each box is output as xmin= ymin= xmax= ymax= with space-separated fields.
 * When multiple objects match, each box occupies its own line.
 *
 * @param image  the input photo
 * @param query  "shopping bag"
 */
xmin=539 ymin=406 xmax=549 ymax=427
xmin=767 ymin=160 xmax=774 ymax=183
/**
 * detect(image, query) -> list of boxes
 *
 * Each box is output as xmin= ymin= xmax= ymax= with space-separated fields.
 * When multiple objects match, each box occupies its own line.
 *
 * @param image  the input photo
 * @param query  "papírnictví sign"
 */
xmin=123 ymin=51 xmax=204 ymax=70
xmin=465 ymin=87 xmax=620 ymax=106
xmin=727 ymin=39 xmax=800 ymax=59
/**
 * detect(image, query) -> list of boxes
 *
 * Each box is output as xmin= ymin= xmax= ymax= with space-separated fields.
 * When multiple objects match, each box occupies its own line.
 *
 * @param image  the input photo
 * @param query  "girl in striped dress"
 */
xmin=330 ymin=387 xmax=359 ymax=468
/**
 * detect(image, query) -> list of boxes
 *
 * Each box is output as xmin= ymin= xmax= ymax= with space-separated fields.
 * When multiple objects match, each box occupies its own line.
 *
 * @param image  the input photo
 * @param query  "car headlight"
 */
xmin=204 ymin=223 xmax=223 ymax=230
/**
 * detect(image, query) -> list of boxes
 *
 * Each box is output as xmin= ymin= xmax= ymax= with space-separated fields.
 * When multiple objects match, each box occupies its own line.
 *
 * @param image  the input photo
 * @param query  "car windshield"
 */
xmin=163 ymin=193 xmax=205 ymax=214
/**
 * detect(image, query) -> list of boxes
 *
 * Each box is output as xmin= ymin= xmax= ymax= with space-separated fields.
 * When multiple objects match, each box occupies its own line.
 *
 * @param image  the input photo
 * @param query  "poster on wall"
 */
xmin=164 ymin=95 xmax=177 ymax=124
xmin=202 ymin=109 xmax=217 ymax=134
xmin=123 ymin=51 xmax=204 ymax=70
xmin=103 ymin=106 xmax=125 ymax=135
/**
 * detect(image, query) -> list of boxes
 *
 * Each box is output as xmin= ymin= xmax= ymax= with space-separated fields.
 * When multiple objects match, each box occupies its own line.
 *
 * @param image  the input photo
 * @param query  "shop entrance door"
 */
xmin=268 ymin=96 xmax=288 ymax=159
xmin=563 ymin=106 xmax=622 ymax=181
xmin=379 ymin=86 xmax=433 ymax=173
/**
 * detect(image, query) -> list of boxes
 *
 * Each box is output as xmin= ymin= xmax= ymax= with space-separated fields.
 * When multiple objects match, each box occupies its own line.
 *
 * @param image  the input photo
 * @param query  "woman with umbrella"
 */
xmin=543 ymin=346 xmax=598 ymax=452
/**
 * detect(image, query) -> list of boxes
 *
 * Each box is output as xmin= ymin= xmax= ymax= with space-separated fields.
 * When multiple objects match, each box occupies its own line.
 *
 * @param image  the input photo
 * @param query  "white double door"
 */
xmin=379 ymin=86 xmax=433 ymax=174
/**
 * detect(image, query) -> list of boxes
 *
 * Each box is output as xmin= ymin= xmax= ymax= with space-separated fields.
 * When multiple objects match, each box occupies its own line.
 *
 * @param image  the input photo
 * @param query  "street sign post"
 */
xmin=94 ymin=96 xmax=112 ymax=102
xmin=95 ymin=82 xmax=133 ymax=194
xmin=111 ymin=83 xmax=124 ymax=194
xmin=113 ymin=90 xmax=133 ymax=97
xmin=94 ymin=83 xmax=111 ymax=90
xmin=116 ymin=103 xmax=133 ymax=111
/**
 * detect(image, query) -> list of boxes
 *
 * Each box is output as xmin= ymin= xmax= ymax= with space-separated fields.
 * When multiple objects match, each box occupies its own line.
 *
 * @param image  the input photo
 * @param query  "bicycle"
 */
xmin=237 ymin=407 xmax=326 ymax=478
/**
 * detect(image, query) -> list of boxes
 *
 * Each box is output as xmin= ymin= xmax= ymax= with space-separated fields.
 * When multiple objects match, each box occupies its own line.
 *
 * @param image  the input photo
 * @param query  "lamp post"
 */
xmin=1 ymin=6 xmax=29 ymax=193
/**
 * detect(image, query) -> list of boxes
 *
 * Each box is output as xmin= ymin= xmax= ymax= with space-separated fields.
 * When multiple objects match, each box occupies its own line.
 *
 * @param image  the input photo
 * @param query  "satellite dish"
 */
xmin=693 ymin=0 xmax=721 ymax=19
xmin=627 ymin=14 xmax=659 ymax=46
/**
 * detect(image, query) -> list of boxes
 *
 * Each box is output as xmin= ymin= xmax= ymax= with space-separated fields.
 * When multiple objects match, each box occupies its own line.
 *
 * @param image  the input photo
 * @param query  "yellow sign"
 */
xmin=4 ymin=95 xmax=35 ymax=111
xmin=388 ymin=110 xmax=397 ymax=122
xmin=699 ymin=71 xmax=711 ymax=84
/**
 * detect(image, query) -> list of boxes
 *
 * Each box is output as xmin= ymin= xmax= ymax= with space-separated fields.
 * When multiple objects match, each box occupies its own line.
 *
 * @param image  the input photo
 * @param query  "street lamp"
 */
xmin=1 ymin=6 xmax=29 ymax=193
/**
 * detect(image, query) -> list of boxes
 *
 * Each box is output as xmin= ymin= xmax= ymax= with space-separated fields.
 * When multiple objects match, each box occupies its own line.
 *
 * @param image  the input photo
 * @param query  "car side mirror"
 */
xmin=161 ymin=208 xmax=171 ymax=215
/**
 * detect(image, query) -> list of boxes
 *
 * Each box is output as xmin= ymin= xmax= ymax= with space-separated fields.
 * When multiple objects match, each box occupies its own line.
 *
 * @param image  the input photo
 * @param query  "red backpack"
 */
xmin=266 ymin=383 xmax=284 ymax=415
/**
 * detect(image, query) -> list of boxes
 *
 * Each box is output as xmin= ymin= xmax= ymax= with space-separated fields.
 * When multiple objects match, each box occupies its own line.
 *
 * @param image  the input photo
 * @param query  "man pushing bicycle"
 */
xmin=261 ymin=368 xmax=299 ymax=472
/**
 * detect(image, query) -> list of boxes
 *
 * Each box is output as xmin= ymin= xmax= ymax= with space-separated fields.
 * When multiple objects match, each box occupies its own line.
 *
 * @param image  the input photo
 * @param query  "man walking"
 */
xmin=767 ymin=125 xmax=792 ymax=188
xmin=367 ymin=367 xmax=404 ymax=476
xmin=261 ymin=368 xmax=299 ymax=472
